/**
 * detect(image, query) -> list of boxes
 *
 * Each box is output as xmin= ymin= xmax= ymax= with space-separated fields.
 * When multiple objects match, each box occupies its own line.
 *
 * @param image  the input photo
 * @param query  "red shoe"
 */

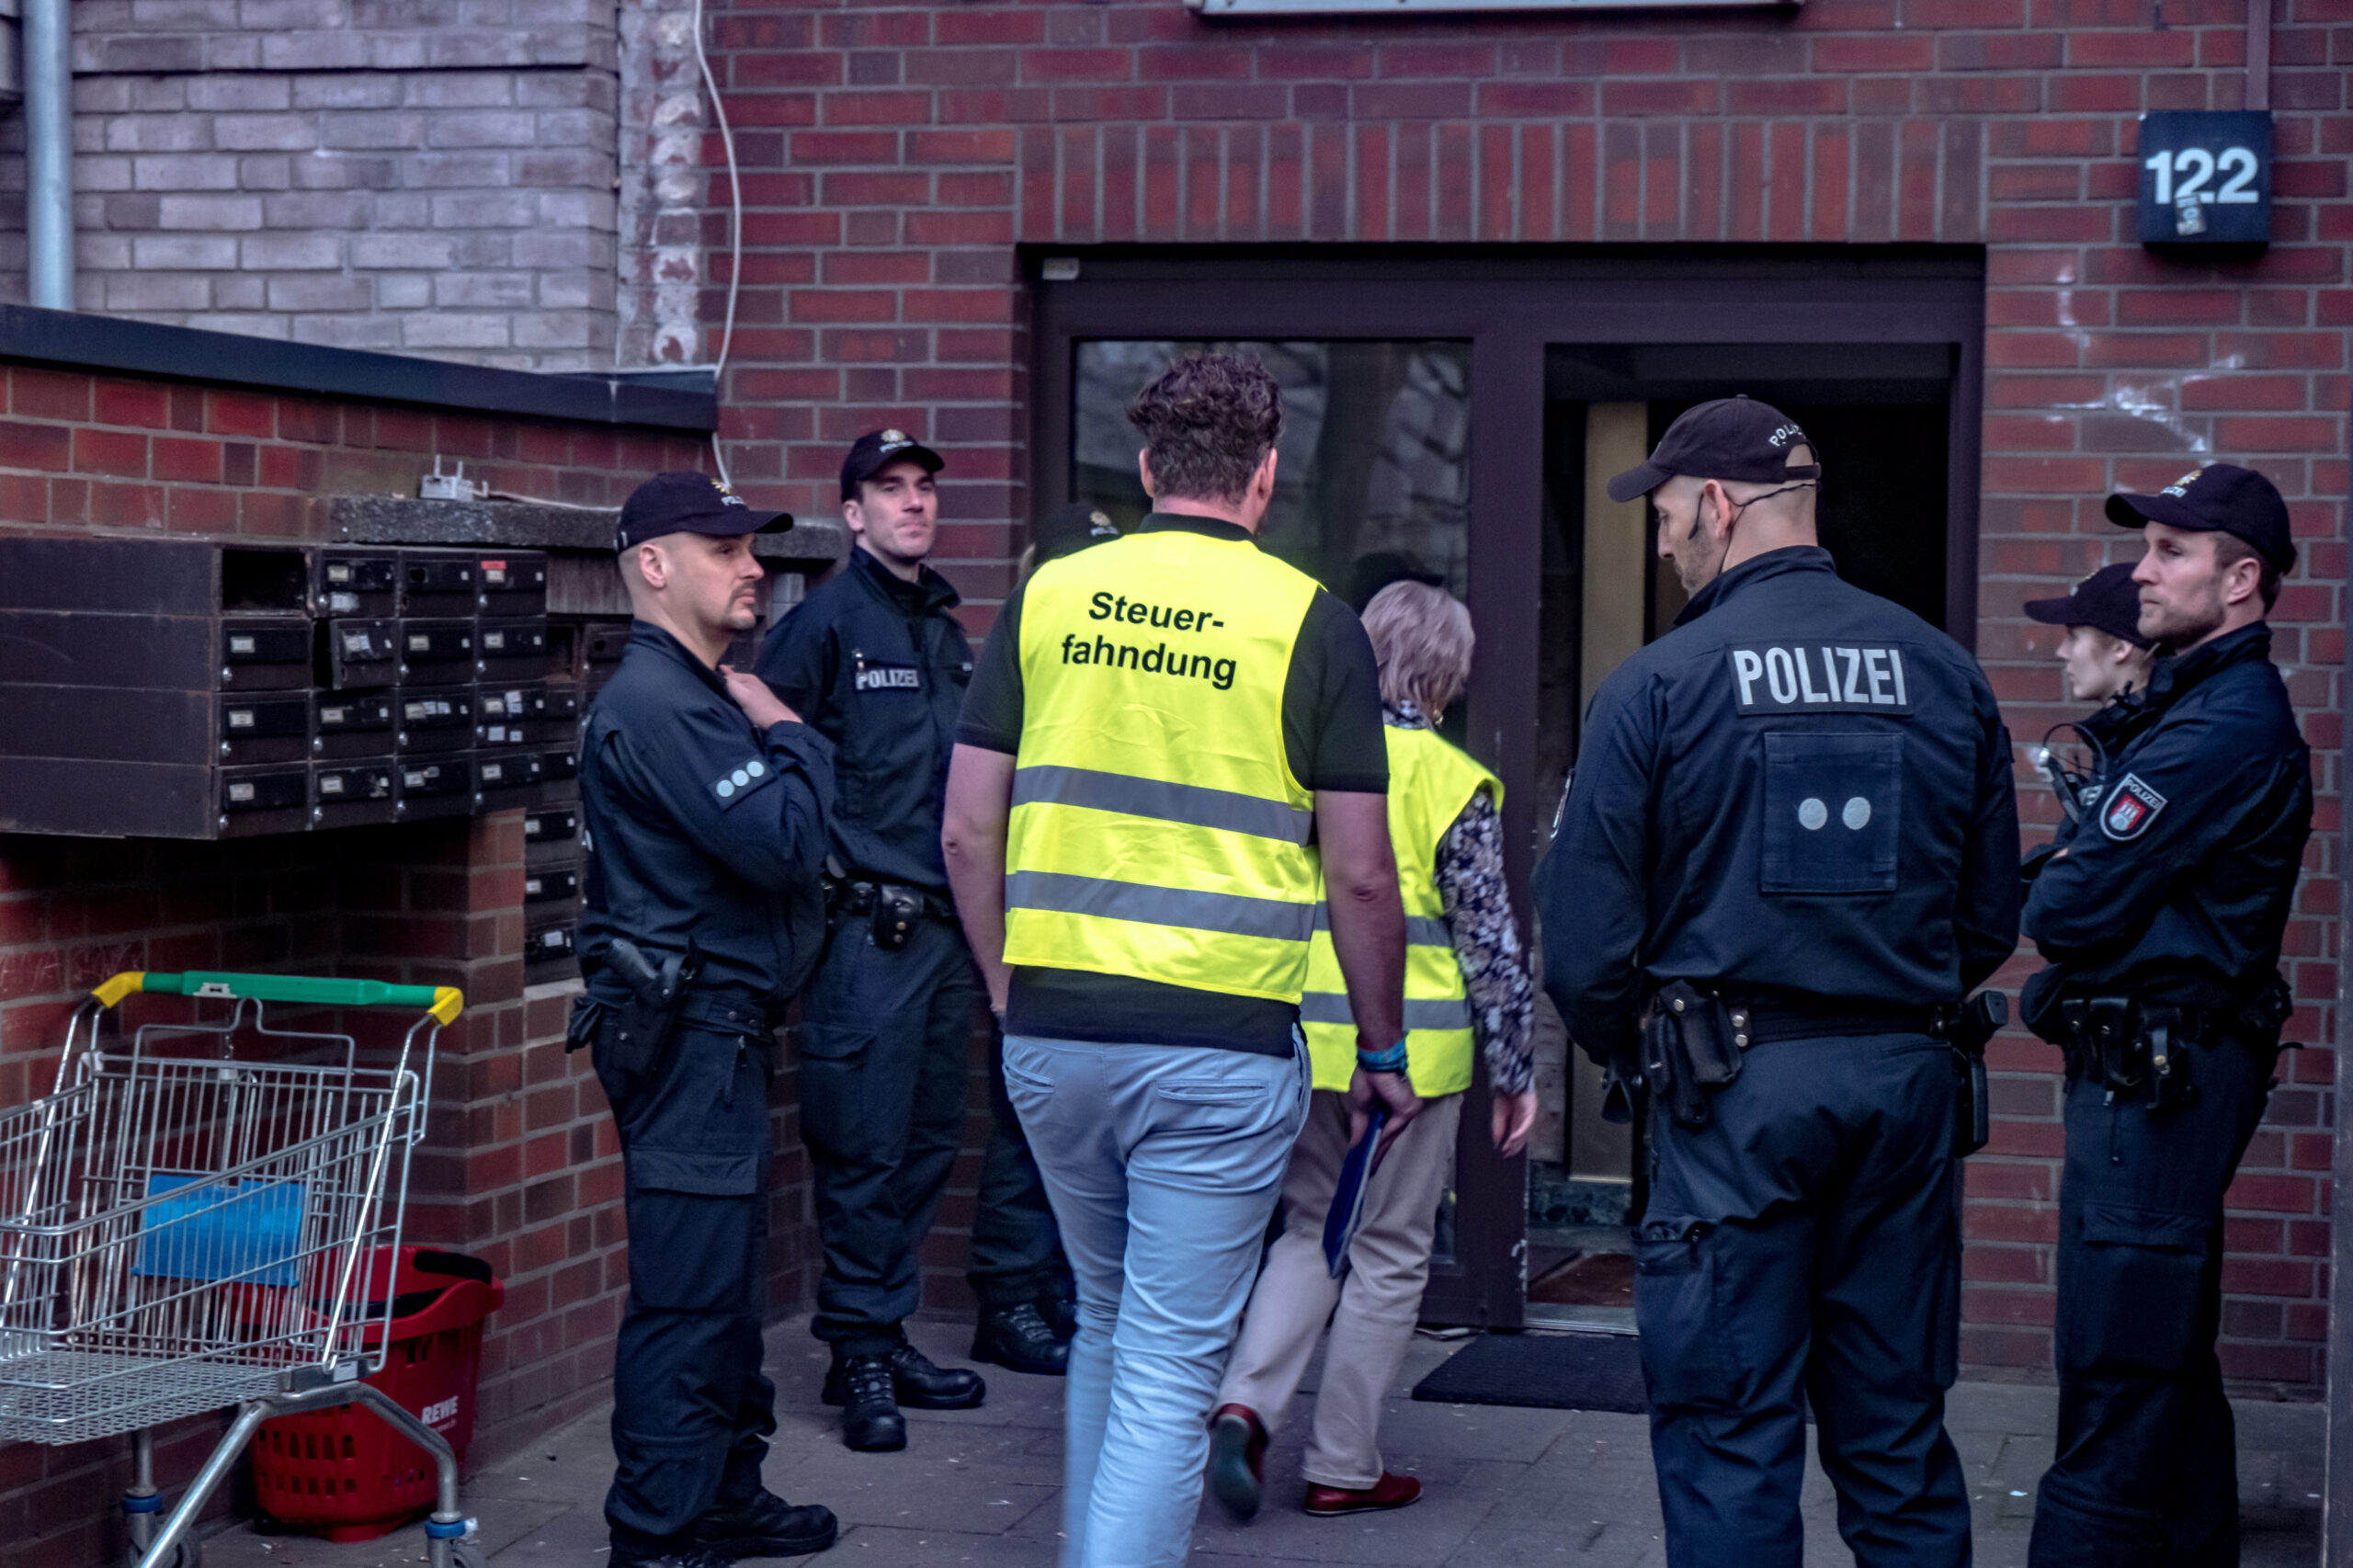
xmin=1207 ymin=1403 xmax=1267 ymax=1520
xmin=1303 ymin=1471 xmax=1422 ymax=1517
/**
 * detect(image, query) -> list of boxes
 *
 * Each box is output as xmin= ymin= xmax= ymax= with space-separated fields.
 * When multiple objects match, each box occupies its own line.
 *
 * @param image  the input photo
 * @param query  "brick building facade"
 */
xmin=676 ymin=0 xmax=2347 ymax=1384
xmin=0 ymin=0 xmax=2344 ymax=1559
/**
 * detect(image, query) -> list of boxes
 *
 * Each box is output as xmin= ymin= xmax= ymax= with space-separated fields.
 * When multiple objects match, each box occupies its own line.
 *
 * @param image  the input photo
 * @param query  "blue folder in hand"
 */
xmin=1321 ymin=1105 xmax=1389 ymax=1279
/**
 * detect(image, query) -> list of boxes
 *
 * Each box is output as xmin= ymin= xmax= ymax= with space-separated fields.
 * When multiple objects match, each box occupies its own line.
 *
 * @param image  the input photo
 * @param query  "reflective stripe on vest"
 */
xmin=1004 ymin=528 xmax=1322 ymax=1003
xmin=1301 ymin=724 xmax=1500 ymax=1096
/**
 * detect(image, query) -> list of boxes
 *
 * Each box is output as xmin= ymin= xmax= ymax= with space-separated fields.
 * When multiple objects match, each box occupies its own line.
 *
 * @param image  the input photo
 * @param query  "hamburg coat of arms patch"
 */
xmin=2100 ymin=774 xmax=2167 ymax=842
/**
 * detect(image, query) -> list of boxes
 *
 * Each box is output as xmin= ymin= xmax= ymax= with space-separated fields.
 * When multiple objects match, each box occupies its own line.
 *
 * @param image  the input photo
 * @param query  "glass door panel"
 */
xmin=1071 ymin=340 xmax=1472 ymax=605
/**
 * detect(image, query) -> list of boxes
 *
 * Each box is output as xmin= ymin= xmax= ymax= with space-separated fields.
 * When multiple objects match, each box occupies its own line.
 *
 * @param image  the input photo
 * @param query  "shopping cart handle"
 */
xmin=92 ymin=971 xmax=464 ymax=1026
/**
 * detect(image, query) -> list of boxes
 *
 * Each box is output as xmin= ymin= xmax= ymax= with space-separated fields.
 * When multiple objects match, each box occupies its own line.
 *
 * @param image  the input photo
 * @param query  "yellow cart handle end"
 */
xmin=91 ymin=972 xmax=146 ymax=1011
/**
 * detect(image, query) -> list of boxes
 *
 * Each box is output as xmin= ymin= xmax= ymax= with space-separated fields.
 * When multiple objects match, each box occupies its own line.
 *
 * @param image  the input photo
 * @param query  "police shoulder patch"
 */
xmin=2099 ymin=773 xmax=2166 ymax=842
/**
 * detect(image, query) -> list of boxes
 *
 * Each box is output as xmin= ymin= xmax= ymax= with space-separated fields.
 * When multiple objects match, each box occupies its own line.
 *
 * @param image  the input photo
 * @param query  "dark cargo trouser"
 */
xmin=2029 ymin=1032 xmax=2279 ymax=1568
xmin=595 ymin=1012 xmax=778 ymax=1554
xmin=798 ymin=915 xmax=978 ymax=1356
xmin=1635 ymin=1030 xmax=1971 ymax=1568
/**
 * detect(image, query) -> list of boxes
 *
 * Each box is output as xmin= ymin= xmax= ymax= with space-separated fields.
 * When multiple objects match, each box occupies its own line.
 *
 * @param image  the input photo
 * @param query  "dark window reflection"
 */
xmin=1073 ymin=340 xmax=1472 ymax=604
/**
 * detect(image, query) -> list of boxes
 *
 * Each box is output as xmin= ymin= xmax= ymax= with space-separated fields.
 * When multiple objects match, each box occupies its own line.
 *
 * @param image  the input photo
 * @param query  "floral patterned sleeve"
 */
xmin=1433 ymin=787 xmax=1536 ymax=1096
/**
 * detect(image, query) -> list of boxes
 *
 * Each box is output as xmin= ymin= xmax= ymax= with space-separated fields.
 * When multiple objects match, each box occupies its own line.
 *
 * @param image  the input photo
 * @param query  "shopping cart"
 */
xmin=0 ymin=971 xmax=483 ymax=1568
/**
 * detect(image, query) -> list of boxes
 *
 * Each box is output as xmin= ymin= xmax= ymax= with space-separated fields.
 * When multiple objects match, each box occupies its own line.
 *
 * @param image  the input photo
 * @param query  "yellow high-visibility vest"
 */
xmin=1301 ymin=723 xmax=1499 ymax=1096
xmin=1004 ymin=525 xmax=1323 ymax=1002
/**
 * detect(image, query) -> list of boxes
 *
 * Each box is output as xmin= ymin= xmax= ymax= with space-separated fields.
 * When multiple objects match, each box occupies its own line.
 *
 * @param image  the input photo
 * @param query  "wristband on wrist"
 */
xmin=1357 ymin=1037 xmax=1410 ymax=1074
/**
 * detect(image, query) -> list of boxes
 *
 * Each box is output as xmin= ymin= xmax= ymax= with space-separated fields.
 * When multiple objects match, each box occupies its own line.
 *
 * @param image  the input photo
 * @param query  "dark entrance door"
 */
xmin=1030 ymin=246 xmax=1985 ymax=1328
xmin=1529 ymin=344 xmax=1964 ymax=1328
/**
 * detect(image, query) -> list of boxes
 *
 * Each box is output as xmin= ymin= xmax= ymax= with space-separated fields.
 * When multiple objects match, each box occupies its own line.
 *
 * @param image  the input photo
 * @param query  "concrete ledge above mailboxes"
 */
xmin=326 ymin=494 xmax=847 ymax=563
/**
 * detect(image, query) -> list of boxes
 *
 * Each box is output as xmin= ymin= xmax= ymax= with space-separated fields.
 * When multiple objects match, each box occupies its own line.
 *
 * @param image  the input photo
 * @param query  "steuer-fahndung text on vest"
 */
xmin=1055 ymin=591 xmax=1239 ymax=692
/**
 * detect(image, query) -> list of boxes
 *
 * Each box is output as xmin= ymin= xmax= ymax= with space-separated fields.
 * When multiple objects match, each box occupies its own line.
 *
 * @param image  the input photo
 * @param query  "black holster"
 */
xmin=563 ymin=993 xmax=606 ymax=1054
xmin=871 ymin=883 xmax=924 ymax=951
xmin=598 ymin=936 xmax=698 ymax=1078
xmin=1641 ymin=980 xmax=1745 ymax=1128
xmin=827 ymin=874 xmax=939 ymax=952
xmin=2058 ymin=994 xmax=2197 ymax=1111
xmin=2244 ymin=971 xmax=2294 ymax=1040
xmin=1940 ymin=990 xmax=2006 ymax=1157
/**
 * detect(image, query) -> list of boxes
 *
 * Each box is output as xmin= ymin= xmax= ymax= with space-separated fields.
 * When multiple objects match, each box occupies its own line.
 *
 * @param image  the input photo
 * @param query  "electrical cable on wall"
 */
xmin=690 ymin=0 xmax=745 ymax=488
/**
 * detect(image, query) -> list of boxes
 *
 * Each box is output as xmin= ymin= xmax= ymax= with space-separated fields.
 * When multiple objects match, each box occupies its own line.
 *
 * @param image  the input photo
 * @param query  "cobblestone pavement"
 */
xmin=199 ymin=1316 xmax=2321 ymax=1567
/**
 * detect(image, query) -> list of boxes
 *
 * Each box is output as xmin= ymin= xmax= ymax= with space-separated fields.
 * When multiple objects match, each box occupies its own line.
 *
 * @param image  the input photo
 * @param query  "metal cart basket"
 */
xmin=0 ymin=971 xmax=482 ymax=1568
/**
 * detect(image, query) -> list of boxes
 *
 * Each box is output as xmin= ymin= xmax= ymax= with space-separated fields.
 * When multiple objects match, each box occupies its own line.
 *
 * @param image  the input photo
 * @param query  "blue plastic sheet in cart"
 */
xmin=131 ymin=1174 xmax=306 ymax=1287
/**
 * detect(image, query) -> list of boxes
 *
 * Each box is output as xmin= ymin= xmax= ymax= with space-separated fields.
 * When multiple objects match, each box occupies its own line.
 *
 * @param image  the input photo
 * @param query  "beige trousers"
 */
xmin=1216 ymin=1088 xmax=1464 ymax=1490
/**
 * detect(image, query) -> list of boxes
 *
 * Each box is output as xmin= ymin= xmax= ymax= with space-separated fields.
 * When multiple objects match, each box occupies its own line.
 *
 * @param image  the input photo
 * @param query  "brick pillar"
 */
xmin=336 ymin=811 xmax=632 ymax=1454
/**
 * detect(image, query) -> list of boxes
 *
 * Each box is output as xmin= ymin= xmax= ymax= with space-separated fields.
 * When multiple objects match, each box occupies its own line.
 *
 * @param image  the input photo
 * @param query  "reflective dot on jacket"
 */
xmin=1844 ymin=796 xmax=1872 ymax=831
xmin=1798 ymin=797 xmax=1828 ymax=831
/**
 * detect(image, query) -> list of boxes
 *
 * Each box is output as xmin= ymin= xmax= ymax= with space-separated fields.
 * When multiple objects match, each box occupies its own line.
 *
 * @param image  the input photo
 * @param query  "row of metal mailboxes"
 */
xmin=1 ymin=609 xmax=559 ymax=692
xmin=212 ymin=747 xmax=582 ymax=833
xmin=0 ymin=684 xmax=582 ymax=767
xmin=274 ymin=616 xmax=553 ymax=689
xmin=0 ymin=537 xmax=551 ymax=620
xmin=523 ymin=804 xmax=585 ymax=977
xmin=0 ymin=745 xmax=581 ymax=839
xmin=302 ymin=549 xmax=548 ymax=619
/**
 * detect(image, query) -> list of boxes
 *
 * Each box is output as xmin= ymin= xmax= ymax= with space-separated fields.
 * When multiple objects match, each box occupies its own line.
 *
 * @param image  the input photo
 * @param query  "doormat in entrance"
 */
xmin=1528 ymin=1250 xmax=1634 ymax=1310
xmin=1410 ymin=1331 xmax=1645 ymax=1415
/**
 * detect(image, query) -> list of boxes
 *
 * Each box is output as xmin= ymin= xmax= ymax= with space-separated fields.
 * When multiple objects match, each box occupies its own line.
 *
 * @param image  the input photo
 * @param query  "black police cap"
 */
xmin=615 ymin=472 xmax=791 ymax=551
xmin=841 ymin=427 xmax=945 ymax=500
xmin=1032 ymin=501 xmax=1120 ymax=566
xmin=1606 ymin=395 xmax=1821 ymax=504
xmin=2023 ymin=562 xmax=2154 ymax=648
xmin=2105 ymin=461 xmax=2295 ymax=574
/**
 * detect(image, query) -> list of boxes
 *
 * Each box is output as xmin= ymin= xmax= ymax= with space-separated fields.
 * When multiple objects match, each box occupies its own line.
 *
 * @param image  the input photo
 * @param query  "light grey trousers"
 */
xmin=1003 ymin=1032 xmax=1311 ymax=1568
xmin=1219 ymin=1088 xmax=1464 ymax=1490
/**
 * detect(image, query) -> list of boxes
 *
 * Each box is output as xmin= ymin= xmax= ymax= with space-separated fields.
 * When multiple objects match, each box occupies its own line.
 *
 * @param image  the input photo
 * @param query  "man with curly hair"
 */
xmin=943 ymin=352 xmax=1415 ymax=1567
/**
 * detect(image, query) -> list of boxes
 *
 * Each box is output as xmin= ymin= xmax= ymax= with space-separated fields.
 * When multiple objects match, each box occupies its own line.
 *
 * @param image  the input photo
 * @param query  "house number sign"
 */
xmin=2138 ymin=110 xmax=2272 ymax=248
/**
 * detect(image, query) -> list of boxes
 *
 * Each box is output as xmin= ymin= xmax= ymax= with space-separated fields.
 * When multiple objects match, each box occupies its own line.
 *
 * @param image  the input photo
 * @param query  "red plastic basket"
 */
xmin=251 ymin=1246 xmax=505 ymax=1542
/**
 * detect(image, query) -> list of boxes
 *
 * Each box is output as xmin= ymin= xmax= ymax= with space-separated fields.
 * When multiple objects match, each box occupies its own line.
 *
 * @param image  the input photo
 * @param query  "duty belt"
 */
xmin=1722 ymin=994 xmax=1943 ymax=1045
xmin=2055 ymin=981 xmax=2290 ymax=1111
xmin=830 ymin=875 xmax=957 ymax=952
xmin=830 ymin=878 xmax=957 ymax=921
xmin=1634 ymin=982 xmax=1996 ymax=1155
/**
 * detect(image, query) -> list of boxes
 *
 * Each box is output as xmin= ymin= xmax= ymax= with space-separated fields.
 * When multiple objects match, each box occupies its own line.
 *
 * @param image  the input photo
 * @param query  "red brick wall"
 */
xmin=0 ymin=361 xmax=726 ymax=1567
xmin=703 ymin=0 xmax=2349 ymax=1388
xmin=0 ymin=367 xmax=705 ymax=535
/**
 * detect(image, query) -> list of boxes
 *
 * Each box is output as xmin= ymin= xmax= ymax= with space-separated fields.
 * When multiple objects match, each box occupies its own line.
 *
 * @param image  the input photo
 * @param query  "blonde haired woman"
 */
xmin=1209 ymin=577 xmax=1539 ymax=1520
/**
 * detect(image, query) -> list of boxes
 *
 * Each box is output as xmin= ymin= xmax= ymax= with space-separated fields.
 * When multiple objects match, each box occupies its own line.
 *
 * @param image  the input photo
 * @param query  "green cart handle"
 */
xmin=91 ymin=971 xmax=464 ymax=1027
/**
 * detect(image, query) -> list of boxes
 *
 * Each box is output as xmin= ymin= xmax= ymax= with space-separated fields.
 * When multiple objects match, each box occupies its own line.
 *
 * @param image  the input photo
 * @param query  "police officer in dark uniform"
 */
xmin=573 ymin=472 xmax=840 ymax=1568
xmin=2022 ymin=463 xmax=2311 ymax=1568
xmin=1539 ymin=397 xmax=2019 ymax=1568
xmin=2024 ymin=561 xmax=2157 ymax=710
xmin=754 ymin=430 xmax=1063 ymax=1452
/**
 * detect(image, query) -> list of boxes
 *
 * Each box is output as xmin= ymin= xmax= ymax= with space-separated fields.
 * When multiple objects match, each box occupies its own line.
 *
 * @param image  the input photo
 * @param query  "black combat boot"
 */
xmin=691 ymin=1490 xmax=840 ymax=1559
xmin=822 ymin=1352 xmax=907 ymax=1452
xmin=971 ymin=1301 xmax=1070 ymax=1376
xmin=881 ymin=1336 xmax=987 ymax=1408
xmin=823 ymin=1335 xmax=987 ymax=1413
